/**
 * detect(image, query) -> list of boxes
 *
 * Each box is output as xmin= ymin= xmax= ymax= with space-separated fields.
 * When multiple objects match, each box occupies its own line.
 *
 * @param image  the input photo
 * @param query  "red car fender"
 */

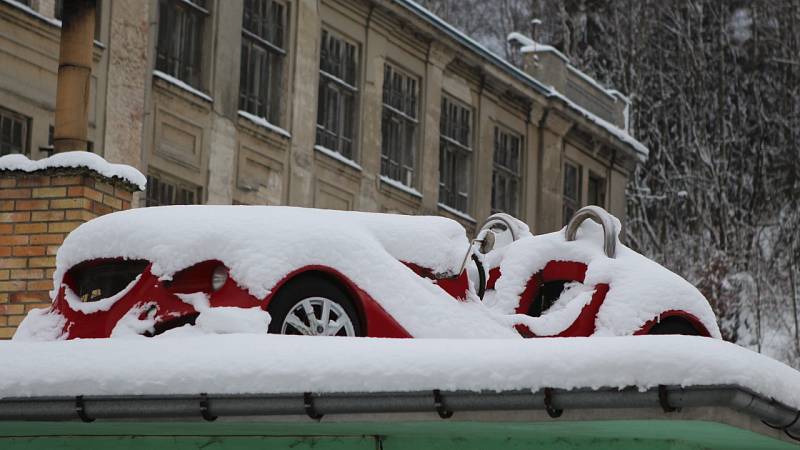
xmin=633 ymin=310 xmax=712 ymax=337
xmin=261 ymin=265 xmax=412 ymax=338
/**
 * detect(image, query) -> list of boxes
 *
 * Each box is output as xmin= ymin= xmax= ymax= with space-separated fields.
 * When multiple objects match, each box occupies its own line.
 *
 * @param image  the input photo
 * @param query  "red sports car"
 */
xmin=14 ymin=205 xmax=720 ymax=341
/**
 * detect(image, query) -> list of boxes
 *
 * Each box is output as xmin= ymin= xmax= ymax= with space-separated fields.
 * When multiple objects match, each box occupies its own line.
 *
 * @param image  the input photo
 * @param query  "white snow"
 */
xmin=111 ymin=302 xmax=158 ymax=337
xmin=238 ymin=110 xmax=291 ymax=138
xmin=11 ymin=308 xmax=66 ymax=342
xmin=153 ymin=70 xmax=213 ymax=102
xmin=0 ymin=335 xmax=798 ymax=409
xmin=63 ymin=275 xmax=141 ymax=314
xmin=437 ymin=203 xmax=476 ymax=223
xmin=53 ymin=206 xmax=517 ymax=339
xmin=314 ymin=145 xmax=363 ymax=171
xmin=0 ymin=151 xmax=146 ymax=190
xmin=486 ymin=219 xmax=722 ymax=338
xmin=379 ymin=175 xmax=422 ymax=198
xmin=2 ymin=0 xmax=61 ymax=27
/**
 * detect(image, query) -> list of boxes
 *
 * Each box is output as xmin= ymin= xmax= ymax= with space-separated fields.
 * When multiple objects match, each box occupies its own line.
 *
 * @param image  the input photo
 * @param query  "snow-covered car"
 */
xmin=14 ymin=205 xmax=720 ymax=341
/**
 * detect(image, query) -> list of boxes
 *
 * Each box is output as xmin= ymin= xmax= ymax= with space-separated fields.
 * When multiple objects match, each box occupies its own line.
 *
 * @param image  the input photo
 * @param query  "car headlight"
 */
xmin=211 ymin=265 xmax=228 ymax=291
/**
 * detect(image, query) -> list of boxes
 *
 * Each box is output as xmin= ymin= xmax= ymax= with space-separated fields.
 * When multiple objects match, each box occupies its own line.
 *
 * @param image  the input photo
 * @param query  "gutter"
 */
xmin=1 ymin=386 xmax=798 ymax=441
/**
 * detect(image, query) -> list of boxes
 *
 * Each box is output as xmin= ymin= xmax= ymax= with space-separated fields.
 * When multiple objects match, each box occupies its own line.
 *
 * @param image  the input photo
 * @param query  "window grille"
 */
xmin=491 ymin=127 xmax=521 ymax=215
xmin=156 ymin=0 xmax=208 ymax=89
xmin=380 ymin=64 xmax=419 ymax=187
xmin=315 ymin=29 xmax=358 ymax=159
xmin=239 ymin=0 xmax=286 ymax=124
xmin=438 ymin=96 xmax=472 ymax=212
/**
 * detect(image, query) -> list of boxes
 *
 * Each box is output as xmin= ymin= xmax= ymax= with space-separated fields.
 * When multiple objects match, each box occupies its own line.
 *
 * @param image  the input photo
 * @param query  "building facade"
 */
xmin=0 ymin=0 xmax=645 ymax=237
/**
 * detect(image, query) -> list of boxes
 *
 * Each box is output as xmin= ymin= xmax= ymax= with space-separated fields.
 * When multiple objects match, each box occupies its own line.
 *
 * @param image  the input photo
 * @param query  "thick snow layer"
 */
xmin=54 ymin=206 xmax=517 ymax=339
xmin=0 ymin=151 xmax=146 ymax=190
xmin=0 ymin=335 xmax=798 ymax=409
xmin=487 ymin=220 xmax=721 ymax=338
xmin=12 ymin=308 xmax=66 ymax=342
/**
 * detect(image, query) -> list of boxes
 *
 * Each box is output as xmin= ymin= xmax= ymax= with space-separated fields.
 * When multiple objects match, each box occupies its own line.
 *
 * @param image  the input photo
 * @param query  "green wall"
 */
xmin=0 ymin=420 xmax=795 ymax=449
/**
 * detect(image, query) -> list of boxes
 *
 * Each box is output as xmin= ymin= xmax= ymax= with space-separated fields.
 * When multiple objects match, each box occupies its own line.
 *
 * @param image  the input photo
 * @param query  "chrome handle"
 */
xmin=565 ymin=206 xmax=618 ymax=258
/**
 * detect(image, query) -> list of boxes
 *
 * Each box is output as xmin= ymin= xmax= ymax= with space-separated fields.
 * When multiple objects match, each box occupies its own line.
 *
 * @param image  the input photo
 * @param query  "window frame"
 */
xmin=315 ymin=27 xmax=360 ymax=161
xmin=380 ymin=62 xmax=420 ymax=188
xmin=587 ymin=171 xmax=606 ymax=208
xmin=239 ymin=0 xmax=288 ymax=125
xmin=491 ymin=125 xmax=522 ymax=216
xmin=562 ymin=159 xmax=582 ymax=226
xmin=155 ymin=0 xmax=210 ymax=90
xmin=145 ymin=171 xmax=202 ymax=207
xmin=0 ymin=106 xmax=30 ymax=157
xmin=438 ymin=95 xmax=474 ymax=214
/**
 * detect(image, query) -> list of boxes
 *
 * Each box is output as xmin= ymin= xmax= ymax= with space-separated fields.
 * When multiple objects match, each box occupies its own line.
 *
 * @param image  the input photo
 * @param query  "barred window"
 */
xmin=563 ymin=160 xmax=581 ymax=225
xmin=438 ymin=96 xmax=472 ymax=212
xmin=380 ymin=64 xmax=419 ymax=187
xmin=0 ymin=107 xmax=28 ymax=156
xmin=588 ymin=172 xmax=606 ymax=207
xmin=239 ymin=0 xmax=286 ymax=124
xmin=316 ymin=29 xmax=358 ymax=160
xmin=156 ymin=0 xmax=208 ymax=89
xmin=145 ymin=173 xmax=201 ymax=206
xmin=491 ymin=127 xmax=521 ymax=215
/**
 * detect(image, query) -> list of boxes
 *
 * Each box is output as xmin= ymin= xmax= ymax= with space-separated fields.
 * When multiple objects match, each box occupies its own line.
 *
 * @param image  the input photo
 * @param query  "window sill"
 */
xmin=153 ymin=70 xmax=213 ymax=103
xmin=238 ymin=111 xmax=291 ymax=139
xmin=379 ymin=175 xmax=422 ymax=199
xmin=437 ymin=202 xmax=476 ymax=223
xmin=314 ymin=145 xmax=362 ymax=171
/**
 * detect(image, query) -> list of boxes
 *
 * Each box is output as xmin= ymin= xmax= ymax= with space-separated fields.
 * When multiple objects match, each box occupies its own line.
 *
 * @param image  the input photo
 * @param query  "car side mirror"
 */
xmin=478 ymin=230 xmax=496 ymax=254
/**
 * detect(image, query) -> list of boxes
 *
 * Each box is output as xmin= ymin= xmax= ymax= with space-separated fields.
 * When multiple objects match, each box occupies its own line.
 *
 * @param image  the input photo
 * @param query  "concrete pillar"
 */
xmin=356 ymin=14 xmax=386 ymax=212
xmin=286 ymin=0 xmax=321 ymax=207
xmin=535 ymin=110 xmax=572 ymax=233
xmin=54 ymin=0 xmax=96 ymax=152
xmin=419 ymin=42 xmax=452 ymax=214
xmin=102 ymin=0 xmax=150 ymax=170
xmin=206 ymin=0 xmax=244 ymax=204
xmin=473 ymin=88 xmax=496 ymax=222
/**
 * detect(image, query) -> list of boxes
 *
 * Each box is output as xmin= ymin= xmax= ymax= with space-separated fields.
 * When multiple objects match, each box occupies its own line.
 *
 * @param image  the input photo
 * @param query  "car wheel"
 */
xmin=267 ymin=275 xmax=362 ymax=337
xmin=647 ymin=316 xmax=700 ymax=336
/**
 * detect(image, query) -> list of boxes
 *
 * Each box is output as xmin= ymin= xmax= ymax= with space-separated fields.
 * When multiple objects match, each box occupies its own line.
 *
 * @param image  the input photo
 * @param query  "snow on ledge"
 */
xmin=314 ymin=145 xmax=363 ymax=171
xmin=238 ymin=110 xmax=291 ymax=139
xmin=0 ymin=151 xmax=146 ymax=190
xmin=153 ymin=70 xmax=213 ymax=103
xmin=438 ymin=202 xmax=476 ymax=223
xmin=0 ymin=335 xmax=798 ymax=409
xmin=379 ymin=175 xmax=422 ymax=198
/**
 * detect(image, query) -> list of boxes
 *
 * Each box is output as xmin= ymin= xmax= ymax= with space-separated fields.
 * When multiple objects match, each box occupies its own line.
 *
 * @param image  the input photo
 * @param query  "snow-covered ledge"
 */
xmin=0 ymin=151 xmax=146 ymax=191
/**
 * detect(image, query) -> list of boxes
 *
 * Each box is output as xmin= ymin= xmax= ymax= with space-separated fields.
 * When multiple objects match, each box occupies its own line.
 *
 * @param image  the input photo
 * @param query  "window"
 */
xmin=156 ymin=0 xmax=208 ymax=89
xmin=145 ymin=173 xmax=201 ymax=206
xmin=438 ymin=96 xmax=472 ymax=212
xmin=0 ymin=107 xmax=29 ymax=156
xmin=239 ymin=0 xmax=286 ymax=124
xmin=492 ymin=127 xmax=521 ymax=215
xmin=380 ymin=64 xmax=419 ymax=187
xmin=588 ymin=172 xmax=606 ymax=207
xmin=316 ymin=29 xmax=358 ymax=159
xmin=563 ymin=161 xmax=581 ymax=225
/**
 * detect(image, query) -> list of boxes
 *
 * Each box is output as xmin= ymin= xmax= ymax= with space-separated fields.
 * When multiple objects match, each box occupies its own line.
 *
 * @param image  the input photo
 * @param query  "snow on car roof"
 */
xmin=1 ymin=334 xmax=798 ymax=410
xmin=486 ymin=219 xmax=722 ymax=338
xmin=54 ymin=206 xmax=517 ymax=338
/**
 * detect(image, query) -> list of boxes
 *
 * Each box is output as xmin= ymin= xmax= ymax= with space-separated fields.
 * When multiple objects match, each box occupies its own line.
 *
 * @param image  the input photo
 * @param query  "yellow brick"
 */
xmin=102 ymin=195 xmax=122 ymax=209
xmin=26 ymin=280 xmax=52 ymax=291
xmin=46 ymin=245 xmax=60 ymax=256
xmin=30 ymin=234 xmax=64 ymax=245
xmin=25 ymin=303 xmax=51 ymax=312
xmin=8 ymin=315 xmax=24 ymax=326
xmin=31 ymin=210 xmax=66 ymax=222
xmin=14 ymin=222 xmax=47 ymax=234
xmin=49 ymin=198 xmax=91 ymax=210
xmin=52 ymin=176 xmax=82 ymax=186
xmin=95 ymin=181 xmax=115 ymax=195
xmin=0 ymin=293 xmax=7 ymax=303
xmin=0 ymin=211 xmax=30 ymax=223
xmin=0 ymin=258 xmax=26 ymax=269
xmin=29 ymin=256 xmax=56 ymax=268
xmin=10 ymin=269 xmax=43 ymax=280
xmin=48 ymin=221 xmax=82 ymax=233
xmin=0 ymin=280 xmax=26 ymax=292
xmin=0 ymin=316 xmax=6 ymax=326
xmin=65 ymin=209 xmax=96 ymax=221
xmin=82 ymin=188 xmax=104 ymax=202
xmin=31 ymin=187 xmax=67 ymax=198
xmin=0 ymin=270 xmax=8 ymax=280
xmin=0 ymin=304 xmax=25 ymax=315
xmin=0 ymin=328 xmax=15 ymax=339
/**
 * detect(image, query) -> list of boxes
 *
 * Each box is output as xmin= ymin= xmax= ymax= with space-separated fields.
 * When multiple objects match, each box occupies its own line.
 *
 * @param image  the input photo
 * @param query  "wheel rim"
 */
xmin=280 ymin=296 xmax=356 ymax=336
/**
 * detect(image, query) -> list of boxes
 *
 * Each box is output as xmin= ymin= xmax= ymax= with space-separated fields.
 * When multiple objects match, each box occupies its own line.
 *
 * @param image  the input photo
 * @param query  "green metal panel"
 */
xmin=0 ymin=420 xmax=795 ymax=450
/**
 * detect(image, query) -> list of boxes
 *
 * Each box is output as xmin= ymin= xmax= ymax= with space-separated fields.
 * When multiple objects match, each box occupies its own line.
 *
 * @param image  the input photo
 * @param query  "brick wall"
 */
xmin=0 ymin=169 xmax=138 ymax=338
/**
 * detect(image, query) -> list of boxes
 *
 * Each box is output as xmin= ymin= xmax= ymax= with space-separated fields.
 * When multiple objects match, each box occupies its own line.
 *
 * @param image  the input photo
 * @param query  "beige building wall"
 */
xmin=0 ymin=0 xmax=644 ymax=240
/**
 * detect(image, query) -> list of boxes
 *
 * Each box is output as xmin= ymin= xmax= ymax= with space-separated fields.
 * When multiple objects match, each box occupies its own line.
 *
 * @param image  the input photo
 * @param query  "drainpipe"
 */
xmin=54 ymin=0 xmax=96 ymax=153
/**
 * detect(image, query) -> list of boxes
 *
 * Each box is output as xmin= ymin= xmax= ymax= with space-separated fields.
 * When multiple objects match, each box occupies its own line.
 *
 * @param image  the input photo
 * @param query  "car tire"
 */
xmin=647 ymin=316 xmax=700 ymax=336
xmin=267 ymin=274 xmax=362 ymax=337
